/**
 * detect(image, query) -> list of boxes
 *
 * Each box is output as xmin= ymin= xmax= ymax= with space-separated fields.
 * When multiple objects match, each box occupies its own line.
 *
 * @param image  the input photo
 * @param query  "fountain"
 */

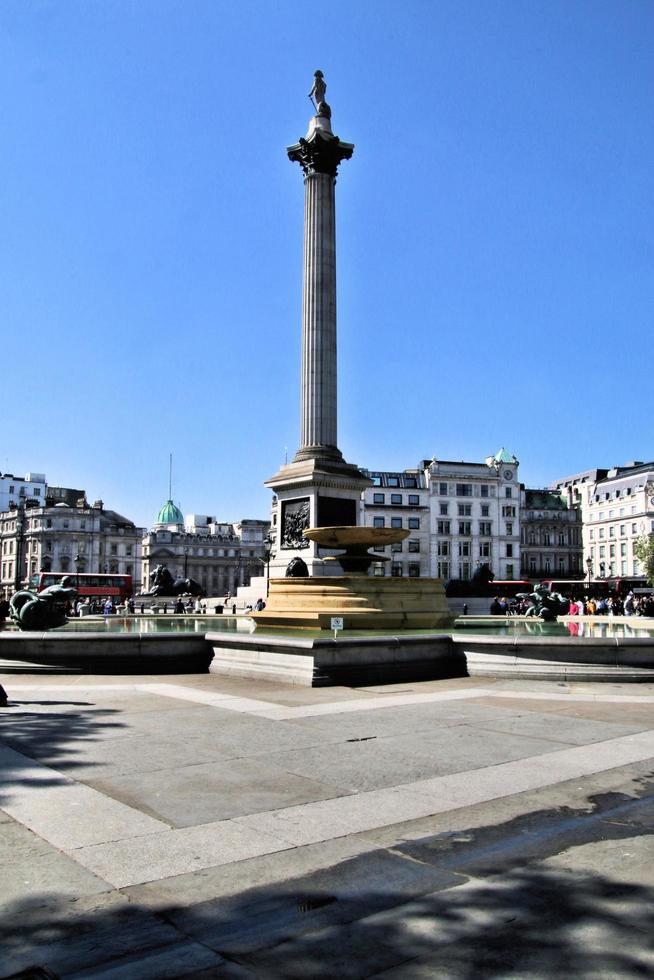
xmin=252 ymin=527 xmax=454 ymax=630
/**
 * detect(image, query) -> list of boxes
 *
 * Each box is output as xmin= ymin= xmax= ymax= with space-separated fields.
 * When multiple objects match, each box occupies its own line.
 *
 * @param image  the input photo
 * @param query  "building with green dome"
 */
xmin=142 ymin=503 xmax=271 ymax=598
xmin=154 ymin=499 xmax=184 ymax=530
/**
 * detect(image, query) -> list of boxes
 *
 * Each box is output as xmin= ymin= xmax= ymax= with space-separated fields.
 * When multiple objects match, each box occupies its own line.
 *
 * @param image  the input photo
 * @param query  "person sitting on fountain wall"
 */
xmin=490 ymin=597 xmax=502 ymax=616
xmin=175 ymin=598 xmax=184 ymax=614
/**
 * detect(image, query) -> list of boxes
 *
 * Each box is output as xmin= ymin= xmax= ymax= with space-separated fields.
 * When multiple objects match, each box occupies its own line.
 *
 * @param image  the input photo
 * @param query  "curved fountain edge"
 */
xmin=1 ymin=620 xmax=654 ymax=684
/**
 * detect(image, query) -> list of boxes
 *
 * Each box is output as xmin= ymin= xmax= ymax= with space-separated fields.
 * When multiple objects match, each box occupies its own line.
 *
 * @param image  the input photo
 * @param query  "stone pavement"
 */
xmin=1 ymin=671 xmax=654 ymax=978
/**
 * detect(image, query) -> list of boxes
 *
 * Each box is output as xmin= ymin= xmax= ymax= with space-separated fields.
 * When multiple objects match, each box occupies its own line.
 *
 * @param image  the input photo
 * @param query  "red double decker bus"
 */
xmin=35 ymin=572 xmax=133 ymax=601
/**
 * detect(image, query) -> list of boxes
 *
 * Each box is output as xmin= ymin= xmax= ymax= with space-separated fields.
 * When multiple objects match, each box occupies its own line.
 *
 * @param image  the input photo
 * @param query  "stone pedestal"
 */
xmin=251 ymin=575 xmax=454 ymax=631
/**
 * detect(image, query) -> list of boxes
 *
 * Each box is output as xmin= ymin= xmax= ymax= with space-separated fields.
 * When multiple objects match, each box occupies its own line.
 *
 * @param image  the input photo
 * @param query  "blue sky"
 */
xmin=1 ymin=0 xmax=652 ymax=528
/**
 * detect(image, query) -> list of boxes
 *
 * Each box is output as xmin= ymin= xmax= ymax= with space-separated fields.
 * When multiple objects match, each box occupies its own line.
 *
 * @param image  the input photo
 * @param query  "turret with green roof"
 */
xmin=155 ymin=499 xmax=184 ymax=528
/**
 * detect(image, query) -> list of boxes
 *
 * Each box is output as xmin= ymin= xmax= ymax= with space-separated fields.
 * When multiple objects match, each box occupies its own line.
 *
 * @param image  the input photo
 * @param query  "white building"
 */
xmin=425 ymin=450 xmax=521 ymax=581
xmin=0 ymin=498 xmax=144 ymax=595
xmin=553 ymin=461 xmax=654 ymax=581
xmin=361 ymin=468 xmax=430 ymax=578
xmin=0 ymin=472 xmax=46 ymax=513
xmin=360 ymin=449 xmax=521 ymax=581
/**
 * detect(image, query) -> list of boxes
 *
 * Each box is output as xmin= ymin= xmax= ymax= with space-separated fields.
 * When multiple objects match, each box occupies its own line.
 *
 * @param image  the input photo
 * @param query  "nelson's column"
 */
xmin=266 ymin=71 xmax=371 ymax=576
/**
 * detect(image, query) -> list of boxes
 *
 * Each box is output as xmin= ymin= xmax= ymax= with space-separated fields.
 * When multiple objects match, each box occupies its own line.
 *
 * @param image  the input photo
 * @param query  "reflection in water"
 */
xmin=2 ymin=615 xmax=652 ymax=641
xmin=453 ymin=619 xmax=654 ymax=641
xmin=54 ymin=616 xmax=256 ymax=635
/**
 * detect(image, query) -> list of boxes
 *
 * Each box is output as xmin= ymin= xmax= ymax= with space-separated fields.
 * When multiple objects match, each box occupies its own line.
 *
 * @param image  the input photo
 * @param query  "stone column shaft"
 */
xmin=300 ymin=172 xmax=338 ymax=455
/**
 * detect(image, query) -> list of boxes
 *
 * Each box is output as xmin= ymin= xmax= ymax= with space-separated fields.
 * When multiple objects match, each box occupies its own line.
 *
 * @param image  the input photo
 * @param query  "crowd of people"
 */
xmin=490 ymin=591 xmax=654 ymax=618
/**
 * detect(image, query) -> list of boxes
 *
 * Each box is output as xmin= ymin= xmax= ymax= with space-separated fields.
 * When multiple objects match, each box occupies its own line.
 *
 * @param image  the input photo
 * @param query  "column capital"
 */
xmin=287 ymin=130 xmax=354 ymax=178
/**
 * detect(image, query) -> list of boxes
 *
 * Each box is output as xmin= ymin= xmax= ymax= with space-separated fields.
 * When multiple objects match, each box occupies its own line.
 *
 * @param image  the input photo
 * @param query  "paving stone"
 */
xmin=86 ymin=755 xmax=345 ymax=826
xmin=0 ymin=746 xmax=168 ymax=849
xmin=0 ymin=891 xmax=214 ymax=978
xmin=0 ymin=816 xmax=110 ymax=903
xmin=65 ymin=939 xmax=227 ymax=979
xmin=263 ymin=725 xmax=570 ymax=794
xmin=165 ymin=848 xmax=463 ymax=956
xmin=124 ymin=836 xmax=377 ymax=909
xmin=72 ymin=818 xmax=293 ymax=888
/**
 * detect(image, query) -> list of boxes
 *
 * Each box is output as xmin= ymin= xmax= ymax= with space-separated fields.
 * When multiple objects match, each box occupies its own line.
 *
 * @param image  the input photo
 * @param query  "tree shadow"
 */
xmin=2 ymin=783 xmax=654 ymax=977
xmin=0 ymin=700 xmax=125 ymax=806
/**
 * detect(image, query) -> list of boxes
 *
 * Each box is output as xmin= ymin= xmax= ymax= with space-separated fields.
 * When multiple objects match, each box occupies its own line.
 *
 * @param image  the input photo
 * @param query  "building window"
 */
xmin=437 ymin=521 xmax=450 ymax=535
xmin=479 ymin=521 xmax=492 ymax=536
xmin=506 ymin=563 xmax=514 ymax=579
xmin=506 ymin=544 xmax=513 ymax=558
xmin=505 ymin=487 xmax=512 ymax=498
xmin=391 ymin=494 xmax=402 ymax=505
xmin=387 ymin=476 xmax=400 ymax=487
xmin=373 ymin=563 xmax=385 ymax=576
xmin=408 ymin=518 xmax=420 ymax=529
xmin=439 ymin=503 xmax=448 ymax=515
xmin=438 ymin=483 xmax=448 ymax=496
xmin=460 ymin=562 xmax=471 ymax=580
xmin=373 ymin=493 xmax=385 ymax=504
xmin=481 ymin=504 xmax=490 ymax=517
xmin=408 ymin=563 xmax=420 ymax=577
xmin=456 ymin=484 xmax=472 ymax=497
xmin=458 ymin=541 xmax=471 ymax=557
xmin=390 ymin=517 xmax=402 ymax=528
xmin=437 ymin=541 xmax=449 ymax=557
xmin=437 ymin=561 xmax=449 ymax=578
xmin=391 ymin=542 xmax=402 ymax=553
xmin=480 ymin=485 xmax=489 ymax=497
xmin=391 ymin=563 xmax=403 ymax=577
xmin=408 ymin=539 xmax=420 ymax=553
xmin=408 ymin=494 xmax=419 ymax=505
xmin=373 ymin=517 xmax=385 ymax=528
xmin=457 ymin=504 xmax=472 ymax=516
xmin=405 ymin=477 xmax=417 ymax=489
xmin=458 ymin=521 xmax=471 ymax=535
xmin=501 ymin=506 xmax=516 ymax=518
xmin=479 ymin=542 xmax=491 ymax=557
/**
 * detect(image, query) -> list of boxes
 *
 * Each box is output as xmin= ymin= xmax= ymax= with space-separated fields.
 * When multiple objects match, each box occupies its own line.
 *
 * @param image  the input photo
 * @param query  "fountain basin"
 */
xmin=250 ymin=575 xmax=455 ymax=630
xmin=0 ymin=628 xmax=213 ymax=674
xmin=2 ymin=616 xmax=654 ymax=685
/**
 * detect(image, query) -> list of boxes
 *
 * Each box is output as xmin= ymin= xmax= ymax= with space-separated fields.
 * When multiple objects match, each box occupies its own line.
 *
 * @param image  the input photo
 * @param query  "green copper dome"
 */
xmin=155 ymin=499 xmax=184 ymax=525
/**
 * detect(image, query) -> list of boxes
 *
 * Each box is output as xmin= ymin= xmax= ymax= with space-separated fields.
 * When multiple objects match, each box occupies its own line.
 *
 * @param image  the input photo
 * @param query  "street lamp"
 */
xmin=74 ymin=553 xmax=82 ymax=594
xmin=183 ymin=547 xmax=189 ymax=580
xmin=257 ymin=533 xmax=274 ymax=597
xmin=586 ymin=556 xmax=593 ymax=590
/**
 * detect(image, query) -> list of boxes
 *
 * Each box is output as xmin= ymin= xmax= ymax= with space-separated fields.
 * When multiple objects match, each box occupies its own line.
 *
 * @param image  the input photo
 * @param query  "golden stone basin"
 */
xmin=252 ymin=525 xmax=454 ymax=631
xmin=304 ymin=526 xmax=409 ymax=548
